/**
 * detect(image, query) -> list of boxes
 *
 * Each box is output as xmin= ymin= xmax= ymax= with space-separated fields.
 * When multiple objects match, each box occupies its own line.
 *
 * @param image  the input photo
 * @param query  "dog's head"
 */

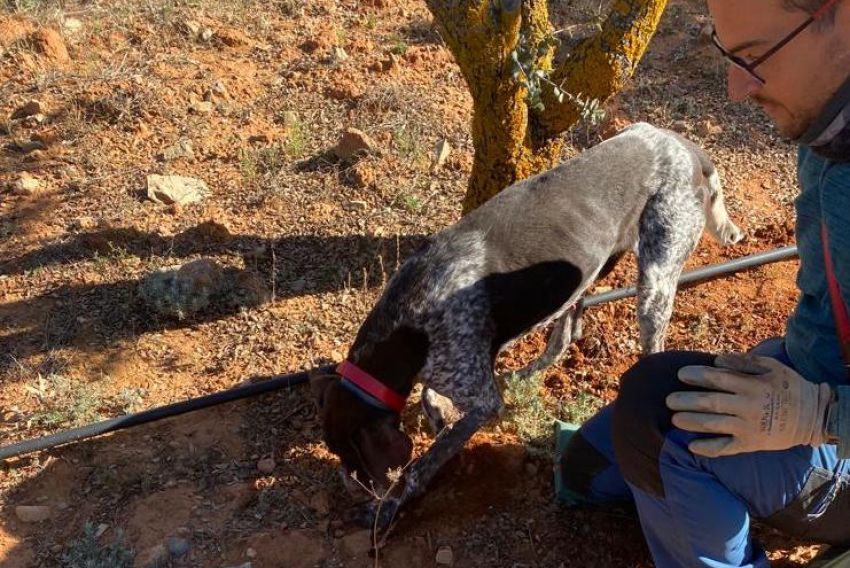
xmin=310 ymin=368 xmax=413 ymax=495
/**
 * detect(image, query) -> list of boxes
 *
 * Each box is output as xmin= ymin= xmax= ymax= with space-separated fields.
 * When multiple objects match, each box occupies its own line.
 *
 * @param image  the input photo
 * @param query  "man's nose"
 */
xmin=727 ymin=64 xmax=762 ymax=102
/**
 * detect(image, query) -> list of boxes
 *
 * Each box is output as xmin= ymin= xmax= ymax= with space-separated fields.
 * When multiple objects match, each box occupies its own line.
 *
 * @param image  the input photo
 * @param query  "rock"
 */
xmin=309 ymin=492 xmax=329 ymax=516
xmin=246 ymin=547 xmax=257 ymax=558
xmin=435 ymin=546 xmax=454 ymax=566
xmin=432 ymin=139 xmax=451 ymax=171
xmin=341 ymin=530 xmax=372 ymax=556
xmin=11 ymin=100 xmax=42 ymax=120
xmin=95 ymin=523 xmax=109 ymax=537
xmin=63 ymin=18 xmax=83 ymax=34
xmin=224 ymin=564 xmax=251 ymax=568
xmin=696 ymin=119 xmax=723 ymax=138
xmin=211 ymin=80 xmax=228 ymax=98
xmin=166 ymin=536 xmax=190 ymax=558
xmin=216 ymin=27 xmax=250 ymax=47
xmin=332 ymin=128 xmax=377 ymax=161
xmin=181 ymin=20 xmax=201 ymax=38
xmin=137 ymin=543 xmax=168 ymax=568
xmin=29 ymin=28 xmax=70 ymax=63
xmin=146 ymin=174 xmax=209 ymax=205
xmin=257 ymin=457 xmax=276 ymax=474
xmin=70 ymin=216 xmax=98 ymax=231
xmin=346 ymin=200 xmax=368 ymax=211
xmin=189 ymin=100 xmax=213 ymax=114
xmin=14 ymin=505 xmax=51 ymax=523
xmin=247 ymin=133 xmax=272 ymax=145
xmin=332 ymin=46 xmax=349 ymax=62
xmin=671 ymin=120 xmax=692 ymax=134
xmin=138 ymin=259 xmax=226 ymax=320
xmin=349 ymin=162 xmax=375 ymax=188
xmin=161 ymin=138 xmax=195 ymax=162
xmin=200 ymin=27 xmax=214 ymax=42
xmin=13 ymin=172 xmax=41 ymax=196
xmin=699 ymin=22 xmax=714 ymax=45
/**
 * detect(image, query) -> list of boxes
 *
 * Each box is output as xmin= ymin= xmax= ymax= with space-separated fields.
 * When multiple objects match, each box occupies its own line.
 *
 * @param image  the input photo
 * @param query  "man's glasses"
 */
xmin=710 ymin=0 xmax=841 ymax=85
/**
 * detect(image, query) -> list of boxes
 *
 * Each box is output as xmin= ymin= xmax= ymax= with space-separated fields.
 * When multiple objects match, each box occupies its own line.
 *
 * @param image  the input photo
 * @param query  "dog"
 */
xmin=311 ymin=123 xmax=743 ymax=527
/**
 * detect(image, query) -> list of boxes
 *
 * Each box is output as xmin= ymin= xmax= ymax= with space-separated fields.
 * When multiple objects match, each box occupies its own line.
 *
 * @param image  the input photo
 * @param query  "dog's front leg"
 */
xmin=358 ymin=404 xmax=497 ymax=530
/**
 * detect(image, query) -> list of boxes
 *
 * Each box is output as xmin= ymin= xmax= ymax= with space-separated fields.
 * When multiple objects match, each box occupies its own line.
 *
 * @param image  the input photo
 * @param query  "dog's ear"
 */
xmin=309 ymin=368 xmax=340 ymax=412
xmin=356 ymin=414 xmax=414 ymax=486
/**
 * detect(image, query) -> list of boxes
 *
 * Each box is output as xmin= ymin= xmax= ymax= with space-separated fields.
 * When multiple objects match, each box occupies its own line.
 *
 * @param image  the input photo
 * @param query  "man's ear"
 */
xmin=357 ymin=415 xmax=414 ymax=485
xmin=309 ymin=368 xmax=340 ymax=412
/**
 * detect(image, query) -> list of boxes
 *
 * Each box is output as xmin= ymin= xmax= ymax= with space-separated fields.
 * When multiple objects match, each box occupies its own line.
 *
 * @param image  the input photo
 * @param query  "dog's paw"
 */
xmin=720 ymin=222 xmax=744 ymax=246
xmin=350 ymin=498 xmax=401 ymax=531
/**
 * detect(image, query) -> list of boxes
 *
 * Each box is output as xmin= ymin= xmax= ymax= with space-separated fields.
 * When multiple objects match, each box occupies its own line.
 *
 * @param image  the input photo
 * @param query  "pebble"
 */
xmin=167 ymin=536 xmax=190 ymax=558
xmin=257 ymin=457 xmax=276 ymax=474
xmin=13 ymin=172 xmax=42 ymax=196
xmin=436 ymin=546 xmax=454 ymax=566
xmin=14 ymin=505 xmax=52 ymax=523
xmin=11 ymin=100 xmax=42 ymax=120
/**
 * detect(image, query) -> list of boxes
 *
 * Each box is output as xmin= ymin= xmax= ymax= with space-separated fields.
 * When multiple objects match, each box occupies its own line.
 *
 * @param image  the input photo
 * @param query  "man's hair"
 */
xmin=781 ymin=0 xmax=839 ymax=28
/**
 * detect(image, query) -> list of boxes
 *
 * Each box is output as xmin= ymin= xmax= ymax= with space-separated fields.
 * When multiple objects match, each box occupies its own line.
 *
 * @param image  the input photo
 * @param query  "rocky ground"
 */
xmin=0 ymin=0 xmax=823 ymax=566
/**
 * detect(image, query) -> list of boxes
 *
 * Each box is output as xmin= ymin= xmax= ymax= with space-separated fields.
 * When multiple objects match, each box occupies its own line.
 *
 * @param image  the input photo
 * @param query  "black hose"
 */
xmin=0 ymin=245 xmax=801 ymax=463
xmin=584 ymin=245 xmax=799 ymax=307
xmin=0 ymin=366 xmax=333 ymax=462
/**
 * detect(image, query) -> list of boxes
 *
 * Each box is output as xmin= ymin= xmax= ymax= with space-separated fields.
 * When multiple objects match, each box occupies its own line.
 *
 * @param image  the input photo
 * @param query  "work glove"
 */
xmin=666 ymin=353 xmax=833 ymax=457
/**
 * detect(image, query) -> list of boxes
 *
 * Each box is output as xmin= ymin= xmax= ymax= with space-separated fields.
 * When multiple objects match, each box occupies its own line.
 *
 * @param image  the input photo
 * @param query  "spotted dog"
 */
xmin=311 ymin=123 xmax=743 ymax=528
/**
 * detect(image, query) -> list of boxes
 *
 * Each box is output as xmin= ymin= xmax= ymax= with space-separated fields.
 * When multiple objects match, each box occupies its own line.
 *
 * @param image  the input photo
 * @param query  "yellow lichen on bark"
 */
xmin=426 ymin=0 xmax=668 ymax=213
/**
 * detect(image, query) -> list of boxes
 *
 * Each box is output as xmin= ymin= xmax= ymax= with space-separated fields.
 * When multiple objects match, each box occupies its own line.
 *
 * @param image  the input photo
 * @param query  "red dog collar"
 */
xmin=336 ymin=360 xmax=407 ymax=413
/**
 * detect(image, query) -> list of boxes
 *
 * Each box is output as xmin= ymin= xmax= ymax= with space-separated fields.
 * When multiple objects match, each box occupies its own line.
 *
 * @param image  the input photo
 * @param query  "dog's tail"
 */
xmin=693 ymin=148 xmax=744 ymax=247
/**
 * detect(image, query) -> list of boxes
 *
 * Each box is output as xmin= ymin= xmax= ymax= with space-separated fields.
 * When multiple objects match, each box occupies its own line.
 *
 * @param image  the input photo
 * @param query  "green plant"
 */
xmin=509 ymin=32 xmax=606 ymax=124
xmin=502 ymin=371 xmax=552 ymax=447
xmin=387 ymin=33 xmax=409 ymax=56
xmin=556 ymin=391 xmax=604 ymax=425
xmin=239 ymin=146 xmax=287 ymax=180
xmin=26 ymin=374 xmax=103 ymax=430
xmin=61 ymin=522 xmax=135 ymax=568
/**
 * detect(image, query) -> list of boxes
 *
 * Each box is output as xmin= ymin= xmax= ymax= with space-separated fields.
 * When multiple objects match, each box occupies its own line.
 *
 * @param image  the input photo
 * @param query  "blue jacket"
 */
xmin=785 ymin=146 xmax=850 ymax=456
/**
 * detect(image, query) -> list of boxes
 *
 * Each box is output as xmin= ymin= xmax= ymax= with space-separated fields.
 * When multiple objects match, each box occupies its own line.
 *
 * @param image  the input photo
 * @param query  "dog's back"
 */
xmin=350 ymin=123 xmax=731 ymax=355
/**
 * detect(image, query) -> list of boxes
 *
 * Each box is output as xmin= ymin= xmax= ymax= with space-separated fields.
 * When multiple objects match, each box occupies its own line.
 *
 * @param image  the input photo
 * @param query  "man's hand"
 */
xmin=665 ymin=353 xmax=833 ymax=458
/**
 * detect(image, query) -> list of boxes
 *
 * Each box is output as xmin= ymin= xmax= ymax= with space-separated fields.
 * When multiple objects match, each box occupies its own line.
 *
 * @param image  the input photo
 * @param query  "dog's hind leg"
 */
xmin=703 ymin=169 xmax=744 ymax=246
xmin=513 ymin=300 xmax=584 ymax=380
xmin=636 ymin=188 xmax=704 ymax=355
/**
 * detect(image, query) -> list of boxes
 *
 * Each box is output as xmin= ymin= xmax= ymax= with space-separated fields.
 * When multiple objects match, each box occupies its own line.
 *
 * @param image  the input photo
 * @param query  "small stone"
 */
xmin=248 ymin=133 xmax=272 ymax=145
xmin=699 ymin=23 xmax=714 ymax=45
xmin=11 ymin=100 xmax=42 ymax=120
xmin=14 ymin=505 xmax=51 ymax=523
xmin=161 ymin=138 xmax=195 ymax=161
xmin=211 ymin=80 xmax=228 ymax=98
xmin=671 ymin=120 xmax=692 ymax=134
xmin=138 ymin=544 xmax=168 ymax=568
xmin=181 ymin=20 xmax=201 ymax=38
xmin=13 ymin=173 xmax=41 ymax=196
xmin=346 ymin=200 xmax=368 ymax=211
xmin=246 ymin=547 xmax=257 ymax=558
xmin=332 ymin=46 xmax=349 ymax=61
xmin=95 ymin=523 xmax=109 ymax=538
xmin=29 ymin=28 xmax=70 ymax=63
xmin=257 ymin=457 xmax=276 ymax=474
xmin=342 ymin=530 xmax=372 ymax=556
xmin=167 ymin=536 xmax=190 ymax=558
xmin=63 ymin=18 xmax=84 ymax=34
xmin=189 ymin=100 xmax=214 ymax=114
xmin=696 ymin=119 xmax=723 ymax=138
xmin=146 ymin=174 xmax=209 ymax=205
xmin=309 ymin=491 xmax=329 ymax=516
xmin=332 ymin=128 xmax=377 ymax=161
xmin=224 ymin=563 xmax=252 ymax=568
xmin=435 ymin=546 xmax=454 ymax=566
xmin=432 ymin=138 xmax=451 ymax=171
xmin=200 ymin=27 xmax=214 ymax=42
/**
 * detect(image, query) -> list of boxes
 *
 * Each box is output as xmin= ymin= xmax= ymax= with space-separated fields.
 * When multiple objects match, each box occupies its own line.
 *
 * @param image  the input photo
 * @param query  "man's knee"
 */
xmin=612 ymin=351 xmax=716 ymax=497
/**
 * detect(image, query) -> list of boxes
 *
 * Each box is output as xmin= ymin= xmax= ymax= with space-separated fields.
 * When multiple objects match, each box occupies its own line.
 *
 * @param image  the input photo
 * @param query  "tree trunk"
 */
xmin=425 ymin=0 xmax=669 ymax=214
